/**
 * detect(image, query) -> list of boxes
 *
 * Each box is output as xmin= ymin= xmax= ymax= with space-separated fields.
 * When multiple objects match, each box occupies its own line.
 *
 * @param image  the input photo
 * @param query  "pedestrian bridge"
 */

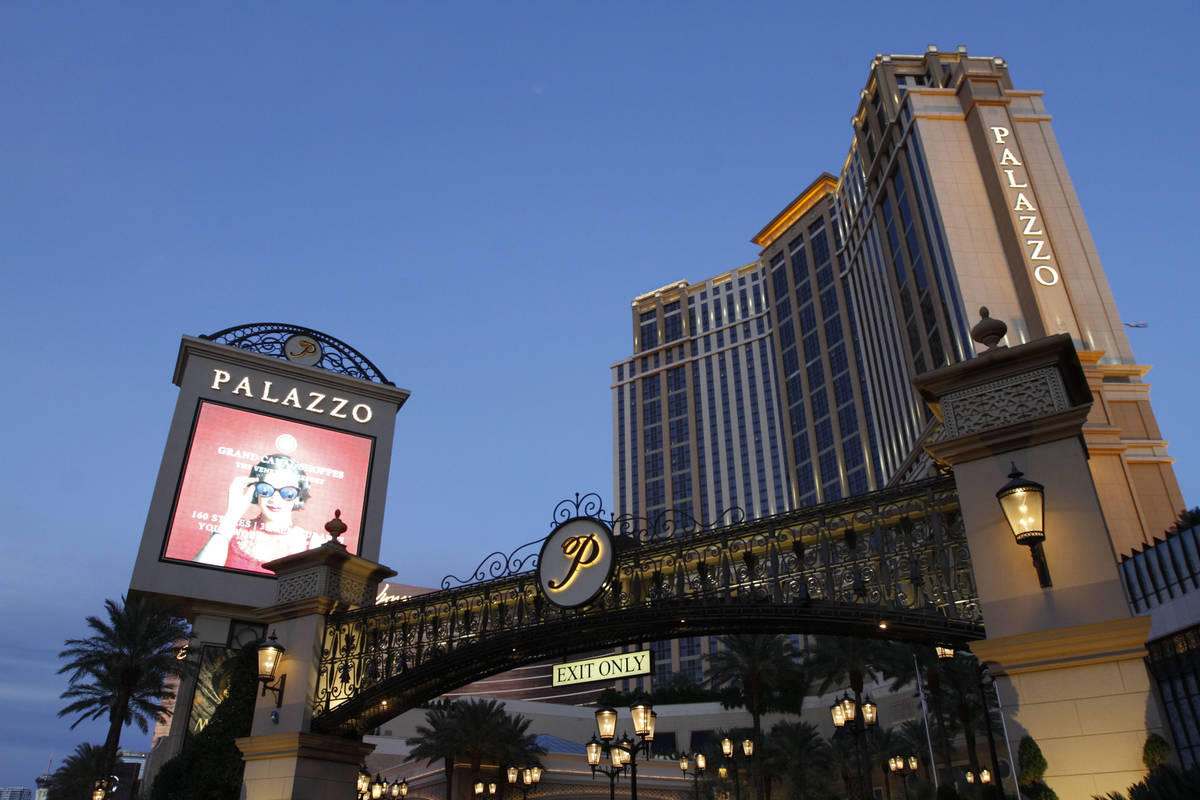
xmin=311 ymin=476 xmax=982 ymax=736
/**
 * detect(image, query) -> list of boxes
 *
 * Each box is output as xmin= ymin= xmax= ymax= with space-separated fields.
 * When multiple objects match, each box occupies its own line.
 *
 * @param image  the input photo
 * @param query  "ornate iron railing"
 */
xmin=312 ymin=476 xmax=981 ymax=734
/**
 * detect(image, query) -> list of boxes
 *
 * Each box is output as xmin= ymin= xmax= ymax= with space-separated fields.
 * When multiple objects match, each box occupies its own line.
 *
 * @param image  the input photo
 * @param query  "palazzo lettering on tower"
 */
xmin=988 ymin=125 xmax=1060 ymax=289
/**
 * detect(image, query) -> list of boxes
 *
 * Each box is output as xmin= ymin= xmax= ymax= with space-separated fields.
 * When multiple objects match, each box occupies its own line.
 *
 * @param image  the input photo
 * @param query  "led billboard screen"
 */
xmin=162 ymin=400 xmax=374 ymax=574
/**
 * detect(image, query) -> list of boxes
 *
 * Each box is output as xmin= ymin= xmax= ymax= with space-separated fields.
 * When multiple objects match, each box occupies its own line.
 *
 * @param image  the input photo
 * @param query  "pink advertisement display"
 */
xmin=163 ymin=401 xmax=374 ymax=574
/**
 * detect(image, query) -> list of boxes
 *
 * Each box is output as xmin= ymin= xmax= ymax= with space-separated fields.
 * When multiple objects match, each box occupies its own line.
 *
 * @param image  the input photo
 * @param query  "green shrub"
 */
xmin=1093 ymin=765 xmax=1200 ymax=799
xmin=1018 ymin=735 xmax=1048 ymax=786
xmin=1143 ymin=733 xmax=1171 ymax=772
xmin=147 ymin=644 xmax=258 ymax=800
xmin=1018 ymin=736 xmax=1058 ymax=800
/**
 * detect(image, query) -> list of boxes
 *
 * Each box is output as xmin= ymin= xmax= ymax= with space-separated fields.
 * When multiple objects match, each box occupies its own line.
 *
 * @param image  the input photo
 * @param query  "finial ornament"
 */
xmin=325 ymin=509 xmax=348 ymax=548
xmin=971 ymin=306 xmax=1008 ymax=350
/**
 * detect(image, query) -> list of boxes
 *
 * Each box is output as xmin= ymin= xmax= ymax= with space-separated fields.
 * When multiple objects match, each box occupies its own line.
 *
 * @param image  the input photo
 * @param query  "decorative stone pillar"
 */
xmin=914 ymin=318 xmax=1165 ymax=798
xmin=235 ymin=521 xmax=396 ymax=800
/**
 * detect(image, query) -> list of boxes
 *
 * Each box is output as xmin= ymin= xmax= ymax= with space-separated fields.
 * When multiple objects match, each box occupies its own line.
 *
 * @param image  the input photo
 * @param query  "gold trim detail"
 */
xmin=751 ymin=174 xmax=838 ymax=248
xmin=236 ymin=732 xmax=376 ymax=763
xmin=970 ymin=616 xmax=1150 ymax=675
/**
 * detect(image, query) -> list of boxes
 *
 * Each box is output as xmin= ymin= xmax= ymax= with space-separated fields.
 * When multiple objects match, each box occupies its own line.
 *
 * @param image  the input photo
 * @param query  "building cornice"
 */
xmin=236 ymin=731 xmax=375 ymax=764
xmin=751 ymin=173 xmax=838 ymax=248
xmin=915 ymin=335 xmax=1095 ymax=466
xmin=970 ymin=616 xmax=1150 ymax=675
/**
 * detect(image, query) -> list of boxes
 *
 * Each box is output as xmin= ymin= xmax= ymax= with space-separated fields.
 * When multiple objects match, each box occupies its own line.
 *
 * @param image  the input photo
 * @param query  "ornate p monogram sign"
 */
xmin=538 ymin=517 xmax=615 ymax=608
xmin=548 ymin=533 xmax=602 ymax=589
xmin=284 ymin=334 xmax=323 ymax=366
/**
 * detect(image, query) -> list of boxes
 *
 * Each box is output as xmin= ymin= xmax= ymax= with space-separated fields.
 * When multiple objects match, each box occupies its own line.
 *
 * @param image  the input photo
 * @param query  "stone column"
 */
xmin=235 ymin=534 xmax=396 ymax=800
xmin=914 ymin=326 xmax=1165 ymax=798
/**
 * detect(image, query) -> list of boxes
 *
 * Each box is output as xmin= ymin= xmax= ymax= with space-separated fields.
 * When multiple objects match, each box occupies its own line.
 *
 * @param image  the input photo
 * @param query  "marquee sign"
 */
xmin=552 ymin=650 xmax=652 ymax=687
xmin=129 ymin=324 xmax=410 ymax=613
xmin=161 ymin=401 xmax=374 ymax=575
xmin=537 ymin=517 xmax=615 ymax=608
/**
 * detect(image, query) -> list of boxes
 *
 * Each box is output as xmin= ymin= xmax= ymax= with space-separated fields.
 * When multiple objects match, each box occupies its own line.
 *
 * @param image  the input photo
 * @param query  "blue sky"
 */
xmin=3 ymin=0 xmax=1198 ymax=789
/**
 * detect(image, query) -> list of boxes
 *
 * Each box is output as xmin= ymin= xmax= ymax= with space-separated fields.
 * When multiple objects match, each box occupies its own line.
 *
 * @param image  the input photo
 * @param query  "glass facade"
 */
xmin=612 ymin=269 xmax=787 ymax=524
xmin=613 ymin=188 xmax=880 ymax=523
xmin=758 ymin=187 xmax=881 ymax=507
xmin=1147 ymin=626 xmax=1200 ymax=769
xmin=837 ymin=57 xmax=977 ymax=480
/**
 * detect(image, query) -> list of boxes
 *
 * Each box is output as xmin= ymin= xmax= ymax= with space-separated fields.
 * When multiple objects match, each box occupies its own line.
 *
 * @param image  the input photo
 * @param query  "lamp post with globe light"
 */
xmin=831 ymin=691 xmax=878 ymax=800
xmin=587 ymin=735 xmax=628 ymax=800
xmin=506 ymin=765 xmax=542 ymax=800
xmin=719 ymin=736 xmax=755 ymax=800
xmin=593 ymin=701 xmax=656 ymax=800
xmin=889 ymin=755 xmax=919 ymax=798
xmin=679 ymin=752 xmax=707 ymax=800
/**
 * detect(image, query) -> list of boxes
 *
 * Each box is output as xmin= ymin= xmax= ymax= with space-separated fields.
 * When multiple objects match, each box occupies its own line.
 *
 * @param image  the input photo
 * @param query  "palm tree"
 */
xmin=58 ymin=594 xmax=190 ymax=776
xmin=47 ymin=743 xmax=108 ymax=800
xmin=938 ymin=653 xmax=1001 ymax=784
xmin=765 ymin=720 xmax=831 ymax=800
xmin=408 ymin=699 xmax=542 ymax=797
xmin=828 ymin=730 xmax=860 ymax=799
xmin=454 ymin=698 xmax=513 ymax=788
xmin=493 ymin=710 xmax=545 ymax=799
xmin=1169 ymin=507 xmax=1200 ymax=534
xmin=407 ymin=700 xmax=461 ymax=798
xmin=707 ymin=633 xmax=807 ymax=800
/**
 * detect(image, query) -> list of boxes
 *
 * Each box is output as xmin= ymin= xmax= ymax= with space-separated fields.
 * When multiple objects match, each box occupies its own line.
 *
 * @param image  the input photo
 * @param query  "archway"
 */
xmin=311 ymin=476 xmax=980 ymax=736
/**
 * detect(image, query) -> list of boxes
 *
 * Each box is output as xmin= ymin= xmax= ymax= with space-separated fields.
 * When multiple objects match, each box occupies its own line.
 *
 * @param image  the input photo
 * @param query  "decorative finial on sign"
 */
xmin=971 ymin=306 xmax=1008 ymax=350
xmin=325 ymin=509 xmax=348 ymax=549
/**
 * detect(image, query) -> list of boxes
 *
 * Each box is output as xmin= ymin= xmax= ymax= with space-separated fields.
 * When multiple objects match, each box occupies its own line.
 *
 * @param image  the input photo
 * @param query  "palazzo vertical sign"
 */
xmin=976 ymin=110 xmax=1079 ymax=339
xmin=987 ymin=125 xmax=1060 ymax=288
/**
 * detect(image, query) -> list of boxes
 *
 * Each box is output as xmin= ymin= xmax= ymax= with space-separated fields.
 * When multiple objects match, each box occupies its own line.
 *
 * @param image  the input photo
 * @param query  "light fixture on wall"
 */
xmin=256 ymin=631 xmax=287 ymax=707
xmin=996 ymin=463 xmax=1052 ymax=587
xmin=91 ymin=778 xmax=113 ymax=800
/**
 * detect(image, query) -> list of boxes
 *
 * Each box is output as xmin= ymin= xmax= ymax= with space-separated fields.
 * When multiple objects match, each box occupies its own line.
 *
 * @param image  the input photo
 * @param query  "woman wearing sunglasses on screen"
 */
xmin=194 ymin=453 xmax=329 ymax=571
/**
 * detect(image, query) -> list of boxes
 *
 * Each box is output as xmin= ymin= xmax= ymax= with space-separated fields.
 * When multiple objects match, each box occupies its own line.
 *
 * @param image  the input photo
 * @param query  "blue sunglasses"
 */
xmin=254 ymin=482 xmax=300 ymax=501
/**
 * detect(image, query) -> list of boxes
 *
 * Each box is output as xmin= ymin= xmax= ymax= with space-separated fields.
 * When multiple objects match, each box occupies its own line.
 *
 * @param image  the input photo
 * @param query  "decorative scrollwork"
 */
xmin=439 ymin=538 xmax=543 ymax=589
xmin=202 ymin=322 xmax=392 ymax=385
xmin=312 ymin=476 xmax=983 ymax=735
xmin=552 ymin=492 xmax=606 ymax=525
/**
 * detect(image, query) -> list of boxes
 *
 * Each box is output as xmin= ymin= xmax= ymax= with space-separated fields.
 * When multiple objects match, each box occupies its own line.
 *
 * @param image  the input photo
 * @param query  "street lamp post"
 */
xmin=889 ymin=756 xmax=918 ymax=798
xmin=830 ymin=690 xmax=878 ymax=800
xmin=507 ymin=765 xmax=542 ymax=800
xmin=587 ymin=735 xmax=628 ymax=800
xmin=965 ymin=768 xmax=992 ymax=788
xmin=976 ymin=670 xmax=1005 ymax=800
xmin=594 ymin=702 xmax=656 ymax=800
xmin=720 ymin=737 xmax=754 ymax=800
xmin=679 ymin=752 xmax=707 ymax=800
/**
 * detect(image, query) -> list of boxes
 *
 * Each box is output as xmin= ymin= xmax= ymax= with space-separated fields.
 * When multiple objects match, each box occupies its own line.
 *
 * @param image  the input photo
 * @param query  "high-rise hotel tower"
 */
xmin=613 ymin=47 xmax=1182 ymax=560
